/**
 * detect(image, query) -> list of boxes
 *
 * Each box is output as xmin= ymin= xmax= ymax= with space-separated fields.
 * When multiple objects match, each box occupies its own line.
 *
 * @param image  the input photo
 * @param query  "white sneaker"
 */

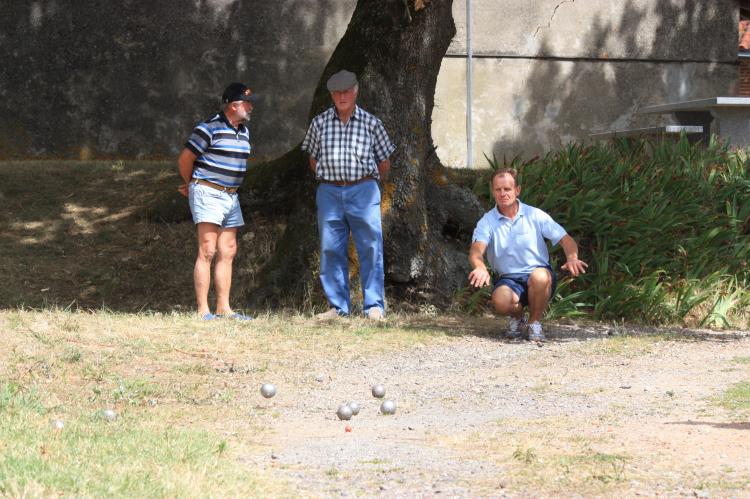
xmin=366 ymin=307 xmax=385 ymax=321
xmin=527 ymin=321 xmax=545 ymax=342
xmin=505 ymin=315 xmax=527 ymax=339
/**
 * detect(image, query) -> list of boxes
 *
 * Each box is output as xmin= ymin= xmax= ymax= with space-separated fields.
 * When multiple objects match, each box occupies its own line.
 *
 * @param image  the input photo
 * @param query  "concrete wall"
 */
xmin=0 ymin=0 xmax=354 ymax=160
xmin=433 ymin=0 xmax=740 ymax=167
xmin=0 ymin=0 xmax=740 ymax=164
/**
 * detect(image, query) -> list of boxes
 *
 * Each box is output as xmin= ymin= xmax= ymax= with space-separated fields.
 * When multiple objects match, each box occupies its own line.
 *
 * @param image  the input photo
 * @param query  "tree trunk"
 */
xmin=244 ymin=0 xmax=483 ymax=309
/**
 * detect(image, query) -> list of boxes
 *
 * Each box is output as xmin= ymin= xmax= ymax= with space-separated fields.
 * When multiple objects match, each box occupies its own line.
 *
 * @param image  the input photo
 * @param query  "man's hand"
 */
xmin=377 ymin=159 xmax=391 ymax=182
xmin=467 ymin=241 xmax=490 ymax=287
xmin=177 ymin=148 xmax=197 ymax=198
xmin=561 ymin=258 xmax=588 ymax=277
xmin=468 ymin=267 xmax=491 ymax=288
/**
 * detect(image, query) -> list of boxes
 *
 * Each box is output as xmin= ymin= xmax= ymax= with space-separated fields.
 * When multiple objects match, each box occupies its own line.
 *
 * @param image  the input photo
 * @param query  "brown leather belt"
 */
xmin=319 ymin=176 xmax=376 ymax=186
xmin=193 ymin=179 xmax=238 ymax=193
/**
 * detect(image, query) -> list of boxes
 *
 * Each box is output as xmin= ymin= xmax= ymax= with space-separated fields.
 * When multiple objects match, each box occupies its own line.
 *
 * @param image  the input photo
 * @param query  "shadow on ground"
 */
xmin=667 ymin=421 xmax=750 ymax=430
xmin=0 ymin=160 xmax=198 ymax=312
xmin=397 ymin=315 xmax=749 ymax=343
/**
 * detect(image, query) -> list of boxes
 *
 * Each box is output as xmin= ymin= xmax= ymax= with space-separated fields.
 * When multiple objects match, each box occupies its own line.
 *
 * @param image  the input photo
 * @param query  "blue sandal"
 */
xmin=218 ymin=313 xmax=252 ymax=321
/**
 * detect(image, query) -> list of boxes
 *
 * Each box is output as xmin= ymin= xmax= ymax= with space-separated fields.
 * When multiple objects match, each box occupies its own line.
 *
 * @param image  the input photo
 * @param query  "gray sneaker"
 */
xmin=315 ymin=308 xmax=344 ymax=320
xmin=527 ymin=321 xmax=545 ymax=342
xmin=366 ymin=307 xmax=385 ymax=321
xmin=505 ymin=315 xmax=527 ymax=339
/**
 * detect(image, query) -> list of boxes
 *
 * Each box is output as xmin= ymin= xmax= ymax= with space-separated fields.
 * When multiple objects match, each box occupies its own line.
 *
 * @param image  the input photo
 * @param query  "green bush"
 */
xmin=468 ymin=136 xmax=750 ymax=328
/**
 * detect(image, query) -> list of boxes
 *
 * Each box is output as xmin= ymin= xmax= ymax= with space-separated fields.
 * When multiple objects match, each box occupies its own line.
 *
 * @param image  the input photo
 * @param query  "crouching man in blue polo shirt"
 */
xmin=468 ymin=168 xmax=588 ymax=341
xmin=177 ymin=83 xmax=257 ymax=321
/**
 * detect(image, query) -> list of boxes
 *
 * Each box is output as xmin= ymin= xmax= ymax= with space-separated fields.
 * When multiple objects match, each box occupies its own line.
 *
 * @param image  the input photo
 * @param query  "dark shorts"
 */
xmin=492 ymin=266 xmax=557 ymax=307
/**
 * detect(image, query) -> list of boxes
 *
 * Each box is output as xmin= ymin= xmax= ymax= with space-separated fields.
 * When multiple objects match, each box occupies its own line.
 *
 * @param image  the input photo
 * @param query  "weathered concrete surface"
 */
xmin=0 ymin=0 xmax=740 ymax=164
xmin=434 ymin=0 xmax=739 ymax=167
xmin=449 ymin=0 xmax=738 ymax=61
xmin=0 ymin=0 xmax=354 ymax=160
xmin=433 ymin=58 xmax=737 ymax=167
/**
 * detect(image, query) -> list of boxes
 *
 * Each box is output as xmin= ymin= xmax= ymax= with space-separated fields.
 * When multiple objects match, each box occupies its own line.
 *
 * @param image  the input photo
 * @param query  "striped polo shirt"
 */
xmin=185 ymin=111 xmax=251 ymax=189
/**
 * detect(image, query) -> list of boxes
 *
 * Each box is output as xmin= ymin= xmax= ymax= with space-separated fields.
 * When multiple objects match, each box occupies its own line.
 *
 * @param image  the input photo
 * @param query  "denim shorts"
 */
xmin=493 ymin=265 xmax=557 ymax=306
xmin=188 ymin=181 xmax=244 ymax=228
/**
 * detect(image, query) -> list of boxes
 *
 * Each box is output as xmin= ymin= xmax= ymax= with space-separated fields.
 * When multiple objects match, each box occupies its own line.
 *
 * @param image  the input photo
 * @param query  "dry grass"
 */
xmin=439 ymin=417 xmax=632 ymax=495
xmin=0 ymin=309 xmax=454 ymax=496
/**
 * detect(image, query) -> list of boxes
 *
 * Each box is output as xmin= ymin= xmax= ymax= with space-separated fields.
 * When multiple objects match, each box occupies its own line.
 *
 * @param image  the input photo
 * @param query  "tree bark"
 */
xmin=244 ymin=0 xmax=483 ymax=309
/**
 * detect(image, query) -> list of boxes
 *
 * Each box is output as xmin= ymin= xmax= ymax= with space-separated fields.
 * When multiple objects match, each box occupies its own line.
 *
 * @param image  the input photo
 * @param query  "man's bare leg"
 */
xmin=194 ymin=223 xmax=219 ymax=316
xmin=214 ymin=227 xmax=238 ymax=316
xmin=492 ymin=285 xmax=523 ymax=318
xmin=527 ymin=267 xmax=553 ymax=324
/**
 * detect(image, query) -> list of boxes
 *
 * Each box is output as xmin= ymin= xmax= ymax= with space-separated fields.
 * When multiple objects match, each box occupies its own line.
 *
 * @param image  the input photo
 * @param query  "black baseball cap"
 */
xmin=222 ymin=82 xmax=258 ymax=103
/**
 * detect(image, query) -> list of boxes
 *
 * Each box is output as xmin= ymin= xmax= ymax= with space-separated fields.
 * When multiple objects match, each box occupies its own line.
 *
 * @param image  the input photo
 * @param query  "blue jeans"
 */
xmin=316 ymin=180 xmax=384 ymax=316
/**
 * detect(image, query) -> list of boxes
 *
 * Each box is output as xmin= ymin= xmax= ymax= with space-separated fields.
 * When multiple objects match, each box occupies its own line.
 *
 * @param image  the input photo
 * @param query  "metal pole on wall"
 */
xmin=466 ymin=0 xmax=473 ymax=168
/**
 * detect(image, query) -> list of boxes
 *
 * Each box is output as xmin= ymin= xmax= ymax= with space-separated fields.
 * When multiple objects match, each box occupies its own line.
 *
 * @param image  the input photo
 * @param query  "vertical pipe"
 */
xmin=466 ymin=0 xmax=473 ymax=168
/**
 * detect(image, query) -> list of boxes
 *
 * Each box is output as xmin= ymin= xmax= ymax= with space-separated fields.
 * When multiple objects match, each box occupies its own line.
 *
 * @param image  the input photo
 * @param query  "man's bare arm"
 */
xmin=177 ymin=148 xmax=197 ymax=197
xmin=468 ymin=241 xmax=491 ymax=288
xmin=558 ymin=234 xmax=588 ymax=277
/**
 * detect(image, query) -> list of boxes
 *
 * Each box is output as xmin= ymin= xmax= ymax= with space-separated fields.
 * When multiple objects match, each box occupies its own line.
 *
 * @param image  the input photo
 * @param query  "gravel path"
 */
xmin=242 ymin=322 xmax=750 ymax=497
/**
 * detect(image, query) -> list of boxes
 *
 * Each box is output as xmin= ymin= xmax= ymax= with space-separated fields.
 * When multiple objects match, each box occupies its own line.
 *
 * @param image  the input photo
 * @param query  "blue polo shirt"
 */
xmin=185 ymin=111 xmax=251 ymax=189
xmin=472 ymin=201 xmax=567 ymax=275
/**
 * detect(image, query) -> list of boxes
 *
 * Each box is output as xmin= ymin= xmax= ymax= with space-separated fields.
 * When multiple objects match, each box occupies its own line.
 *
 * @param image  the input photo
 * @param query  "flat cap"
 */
xmin=326 ymin=70 xmax=358 ymax=91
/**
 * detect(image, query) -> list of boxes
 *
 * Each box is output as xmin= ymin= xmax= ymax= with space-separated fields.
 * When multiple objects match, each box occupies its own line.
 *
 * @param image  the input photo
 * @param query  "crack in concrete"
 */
xmin=533 ymin=0 xmax=575 ymax=38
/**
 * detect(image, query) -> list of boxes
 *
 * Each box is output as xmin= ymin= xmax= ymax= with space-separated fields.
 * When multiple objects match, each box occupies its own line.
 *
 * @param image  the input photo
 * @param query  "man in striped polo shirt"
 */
xmin=302 ymin=70 xmax=396 ymax=320
xmin=177 ymin=82 xmax=257 ymax=320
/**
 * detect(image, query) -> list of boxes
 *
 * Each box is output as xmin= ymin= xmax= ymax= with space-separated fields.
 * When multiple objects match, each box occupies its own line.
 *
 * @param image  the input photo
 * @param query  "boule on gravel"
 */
xmin=260 ymin=383 xmax=277 ymax=398
xmin=371 ymin=384 xmax=386 ymax=398
xmin=347 ymin=401 xmax=360 ymax=415
xmin=336 ymin=404 xmax=353 ymax=421
xmin=380 ymin=400 xmax=397 ymax=415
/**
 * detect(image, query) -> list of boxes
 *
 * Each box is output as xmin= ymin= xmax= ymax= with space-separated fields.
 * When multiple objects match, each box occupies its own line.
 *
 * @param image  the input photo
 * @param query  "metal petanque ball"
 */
xmin=380 ymin=400 xmax=396 ymax=415
xmin=336 ymin=404 xmax=353 ymax=421
xmin=260 ymin=383 xmax=277 ymax=399
xmin=101 ymin=409 xmax=118 ymax=421
xmin=347 ymin=401 xmax=360 ymax=415
xmin=371 ymin=384 xmax=386 ymax=398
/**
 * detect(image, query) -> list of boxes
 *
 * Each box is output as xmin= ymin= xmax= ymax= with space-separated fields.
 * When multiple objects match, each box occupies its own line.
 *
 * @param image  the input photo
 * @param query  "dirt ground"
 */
xmin=239 ymin=320 xmax=750 ymax=497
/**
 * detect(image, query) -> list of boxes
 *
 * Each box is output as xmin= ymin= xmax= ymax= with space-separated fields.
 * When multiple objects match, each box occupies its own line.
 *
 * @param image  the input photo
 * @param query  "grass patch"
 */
xmin=717 ymin=381 xmax=750 ymax=412
xmin=444 ymin=417 xmax=632 ymax=494
xmin=59 ymin=346 xmax=83 ymax=364
xmin=0 ymin=384 xmax=275 ymax=497
xmin=569 ymin=334 xmax=668 ymax=357
xmin=111 ymin=377 xmax=162 ymax=406
xmin=0 ymin=308 xmax=454 ymax=496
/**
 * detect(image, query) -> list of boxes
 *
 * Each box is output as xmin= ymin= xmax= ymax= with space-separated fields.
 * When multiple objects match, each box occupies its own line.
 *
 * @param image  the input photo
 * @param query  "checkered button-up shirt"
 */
xmin=301 ymin=105 xmax=396 ymax=182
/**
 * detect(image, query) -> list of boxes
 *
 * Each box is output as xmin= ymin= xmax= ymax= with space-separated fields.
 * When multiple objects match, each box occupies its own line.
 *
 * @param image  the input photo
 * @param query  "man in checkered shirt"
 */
xmin=301 ymin=70 xmax=396 ymax=320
